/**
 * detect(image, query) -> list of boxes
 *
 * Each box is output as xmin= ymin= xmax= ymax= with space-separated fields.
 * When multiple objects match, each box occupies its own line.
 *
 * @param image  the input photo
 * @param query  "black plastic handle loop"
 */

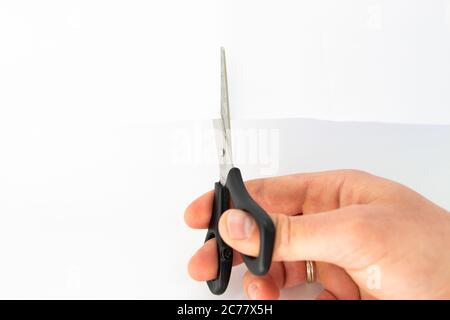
xmin=205 ymin=182 xmax=233 ymax=295
xmin=225 ymin=167 xmax=275 ymax=276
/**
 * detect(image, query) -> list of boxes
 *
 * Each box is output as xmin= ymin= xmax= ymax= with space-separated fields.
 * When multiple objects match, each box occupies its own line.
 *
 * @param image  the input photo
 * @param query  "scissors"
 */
xmin=204 ymin=48 xmax=275 ymax=295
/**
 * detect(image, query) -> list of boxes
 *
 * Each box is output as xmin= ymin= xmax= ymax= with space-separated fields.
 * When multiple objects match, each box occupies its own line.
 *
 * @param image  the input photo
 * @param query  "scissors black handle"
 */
xmin=205 ymin=182 xmax=233 ymax=295
xmin=205 ymin=167 xmax=275 ymax=295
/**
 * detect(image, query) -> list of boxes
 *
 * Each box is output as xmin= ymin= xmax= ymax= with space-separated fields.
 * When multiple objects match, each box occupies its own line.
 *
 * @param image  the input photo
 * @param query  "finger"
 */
xmin=283 ymin=261 xmax=307 ymax=288
xmin=267 ymin=261 xmax=354 ymax=293
xmin=242 ymin=269 xmax=280 ymax=300
xmin=184 ymin=170 xmax=379 ymax=229
xmin=188 ymin=238 xmax=243 ymax=281
xmin=241 ymin=261 xmax=303 ymax=300
xmin=184 ymin=190 xmax=214 ymax=229
xmin=244 ymin=261 xmax=307 ymax=290
xmin=240 ymin=261 xmax=336 ymax=300
xmin=242 ymin=261 xmax=359 ymax=300
xmin=218 ymin=206 xmax=370 ymax=267
xmin=250 ymin=262 xmax=286 ymax=288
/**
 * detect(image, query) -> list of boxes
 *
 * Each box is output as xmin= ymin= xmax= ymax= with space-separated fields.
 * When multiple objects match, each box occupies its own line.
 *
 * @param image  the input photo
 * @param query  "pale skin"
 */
xmin=184 ymin=170 xmax=450 ymax=300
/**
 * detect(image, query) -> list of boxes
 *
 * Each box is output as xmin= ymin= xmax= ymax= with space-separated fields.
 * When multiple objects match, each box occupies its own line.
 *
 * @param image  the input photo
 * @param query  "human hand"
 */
xmin=184 ymin=170 xmax=450 ymax=299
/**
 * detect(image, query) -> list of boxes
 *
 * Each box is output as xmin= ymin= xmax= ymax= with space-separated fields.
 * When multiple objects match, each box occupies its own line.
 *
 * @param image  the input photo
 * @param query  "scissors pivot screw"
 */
xmin=221 ymin=248 xmax=232 ymax=260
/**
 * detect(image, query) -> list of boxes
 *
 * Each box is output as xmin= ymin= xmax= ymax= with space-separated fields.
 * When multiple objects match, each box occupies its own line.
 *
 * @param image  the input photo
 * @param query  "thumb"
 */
xmin=218 ymin=206 xmax=368 ymax=267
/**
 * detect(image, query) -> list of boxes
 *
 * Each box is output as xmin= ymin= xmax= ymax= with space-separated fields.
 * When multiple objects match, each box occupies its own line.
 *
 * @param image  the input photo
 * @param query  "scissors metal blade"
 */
xmin=220 ymin=47 xmax=232 ymax=152
xmin=213 ymin=119 xmax=233 ymax=185
xmin=214 ymin=47 xmax=234 ymax=185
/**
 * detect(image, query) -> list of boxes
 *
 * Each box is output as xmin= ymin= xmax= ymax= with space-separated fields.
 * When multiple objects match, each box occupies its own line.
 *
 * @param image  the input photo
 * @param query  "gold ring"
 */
xmin=306 ymin=260 xmax=316 ymax=283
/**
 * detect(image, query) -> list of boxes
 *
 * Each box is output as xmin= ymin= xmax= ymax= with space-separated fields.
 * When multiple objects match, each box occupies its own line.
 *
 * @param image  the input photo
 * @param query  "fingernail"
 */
xmin=247 ymin=282 xmax=259 ymax=300
xmin=227 ymin=209 xmax=254 ymax=240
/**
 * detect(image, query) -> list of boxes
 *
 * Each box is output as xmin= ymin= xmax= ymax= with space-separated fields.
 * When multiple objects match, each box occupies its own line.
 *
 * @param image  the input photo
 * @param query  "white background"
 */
xmin=0 ymin=0 xmax=449 ymax=299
